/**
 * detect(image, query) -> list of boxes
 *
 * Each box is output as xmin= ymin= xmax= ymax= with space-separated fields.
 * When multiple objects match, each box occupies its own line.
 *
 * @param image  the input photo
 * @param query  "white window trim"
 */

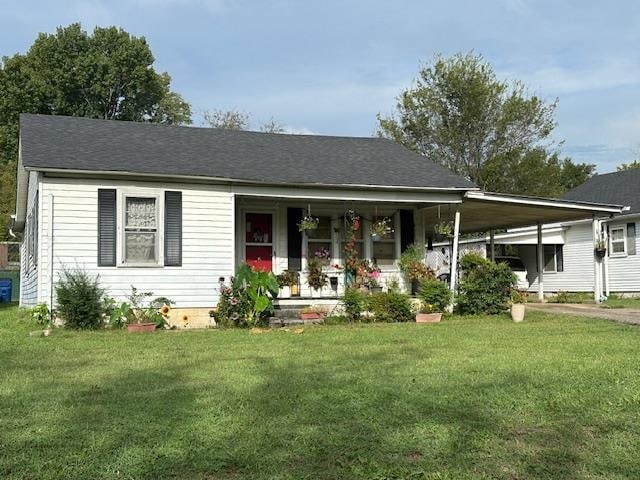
xmin=609 ymin=226 xmax=627 ymax=257
xmin=117 ymin=192 xmax=163 ymax=267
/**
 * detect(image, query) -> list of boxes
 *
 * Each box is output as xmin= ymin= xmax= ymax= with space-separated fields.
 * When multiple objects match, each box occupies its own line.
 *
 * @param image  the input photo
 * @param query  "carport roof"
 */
xmin=423 ymin=191 xmax=625 ymax=234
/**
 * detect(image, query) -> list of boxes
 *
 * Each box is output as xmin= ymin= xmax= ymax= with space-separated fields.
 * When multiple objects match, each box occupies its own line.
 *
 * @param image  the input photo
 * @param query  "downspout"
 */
xmin=537 ymin=222 xmax=544 ymax=302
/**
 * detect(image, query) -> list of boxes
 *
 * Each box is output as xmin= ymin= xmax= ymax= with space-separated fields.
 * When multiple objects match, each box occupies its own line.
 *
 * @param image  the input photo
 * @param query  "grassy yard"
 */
xmin=1 ymin=305 xmax=640 ymax=479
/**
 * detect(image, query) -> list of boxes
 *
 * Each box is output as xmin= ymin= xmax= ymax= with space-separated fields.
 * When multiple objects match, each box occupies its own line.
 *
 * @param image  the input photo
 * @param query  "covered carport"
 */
xmin=422 ymin=191 xmax=625 ymax=303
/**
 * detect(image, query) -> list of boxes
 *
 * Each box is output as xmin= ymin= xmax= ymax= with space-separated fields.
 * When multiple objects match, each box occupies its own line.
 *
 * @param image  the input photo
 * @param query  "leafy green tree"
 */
xmin=377 ymin=52 xmax=592 ymax=196
xmin=0 ymin=23 xmax=191 ymax=238
xmin=617 ymin=159 xmax=640 ymax=171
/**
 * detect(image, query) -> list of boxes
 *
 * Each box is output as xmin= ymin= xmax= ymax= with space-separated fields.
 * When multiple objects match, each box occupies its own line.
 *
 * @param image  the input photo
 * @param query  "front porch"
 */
xmin=234 ymin=191 xmax=463 ymax=299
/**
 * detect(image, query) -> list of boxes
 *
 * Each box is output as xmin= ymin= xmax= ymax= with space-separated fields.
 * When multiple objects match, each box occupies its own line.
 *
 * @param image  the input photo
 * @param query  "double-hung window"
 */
xmin=124 ymin=196 xmax=158 ymax=265
xmin=307 ymin=216 xmax=332 ymax=261
xmin=610 ymin=226 xmax=626 ymax=255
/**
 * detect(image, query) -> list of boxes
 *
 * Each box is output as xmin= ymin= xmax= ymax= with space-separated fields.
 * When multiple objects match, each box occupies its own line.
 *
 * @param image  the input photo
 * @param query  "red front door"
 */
xmin=245 ymin=212 xmax=273 ymax=271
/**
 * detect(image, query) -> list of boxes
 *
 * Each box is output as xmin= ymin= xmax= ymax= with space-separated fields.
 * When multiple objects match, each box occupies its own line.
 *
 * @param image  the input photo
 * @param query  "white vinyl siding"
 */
xmin=20 ymin=172 xmax=41 ymax=307
xmin=607 ymin=220 xmax=640 ymax=292
xmin=38 ymin=177 xmax=234 ymax=307
xmin=522 ymin=224 xmax=594 ymax=292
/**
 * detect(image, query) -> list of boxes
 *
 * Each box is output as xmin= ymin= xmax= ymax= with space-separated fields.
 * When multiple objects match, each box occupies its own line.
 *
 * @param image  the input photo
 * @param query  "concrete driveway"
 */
xmin=527 ymin=303 xmax=640 ymax=326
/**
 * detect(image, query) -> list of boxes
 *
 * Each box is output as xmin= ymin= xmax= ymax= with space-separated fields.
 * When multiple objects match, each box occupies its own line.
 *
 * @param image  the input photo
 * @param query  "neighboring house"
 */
xmin=12 ymin=114 xmax=621 ymax=325
xmin=429 ymin=169 xmax=639 ymax=296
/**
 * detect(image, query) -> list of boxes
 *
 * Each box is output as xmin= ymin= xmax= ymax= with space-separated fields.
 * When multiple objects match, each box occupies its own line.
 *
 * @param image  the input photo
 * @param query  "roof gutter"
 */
xmin=13 ymin=139 xmax=28 ymax=232
xmin=464 ymin=191 xmax=625 ymax=214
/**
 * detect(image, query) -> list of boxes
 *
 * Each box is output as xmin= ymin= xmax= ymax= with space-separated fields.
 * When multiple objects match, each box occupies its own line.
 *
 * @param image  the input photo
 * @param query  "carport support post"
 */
xmin=592 ymin=215 xmax=601 ymax=303
xmin=489 ymin=229 xmax=495 ymax=262
xmin=537 ymin=222 xmax=544 ymax=302
xmin=449 ymin=208 xmax=461 ymax=295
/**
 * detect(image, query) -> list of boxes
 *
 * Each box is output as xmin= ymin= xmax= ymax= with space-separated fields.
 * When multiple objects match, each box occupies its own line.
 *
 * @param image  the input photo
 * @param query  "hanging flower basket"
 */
xmin=371 ymin=217 xmax=393 ymax=239
xmin=434 ymin=221 xmax=453 ymax=238
xmin=298 ymin=215 xmax=319 ymax=232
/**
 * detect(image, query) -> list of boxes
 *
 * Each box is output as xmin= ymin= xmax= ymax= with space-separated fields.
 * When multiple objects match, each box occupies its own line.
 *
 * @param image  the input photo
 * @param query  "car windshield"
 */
xmin=497 ymin=257 xmax=526 ymax=271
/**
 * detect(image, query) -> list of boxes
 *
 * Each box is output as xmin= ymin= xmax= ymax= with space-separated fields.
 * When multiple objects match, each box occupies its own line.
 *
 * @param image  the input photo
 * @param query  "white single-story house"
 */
xmin=12 ymin=114 xmax=623 ymax=325
xmin=428 ymin=169 xmax=639 ymax=297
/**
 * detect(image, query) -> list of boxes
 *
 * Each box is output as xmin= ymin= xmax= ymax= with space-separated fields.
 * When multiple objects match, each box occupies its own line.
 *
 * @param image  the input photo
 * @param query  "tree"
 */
xmin=617 ymin=159 xmax=640 ymax=171
xmin=202 ymin=109 xmax=249 ymax=130
xmin=377 ymin=52 xmax=592 ymax=196
xmin=201 ymin=109 xmax=287 ymax=133
xmin=0 ymin=23 xmax=191 ymax=238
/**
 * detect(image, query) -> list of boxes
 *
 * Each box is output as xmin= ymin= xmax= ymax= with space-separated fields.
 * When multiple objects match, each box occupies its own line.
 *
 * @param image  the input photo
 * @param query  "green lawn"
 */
xmin=1 ymin=305 xmax=640 ymax=479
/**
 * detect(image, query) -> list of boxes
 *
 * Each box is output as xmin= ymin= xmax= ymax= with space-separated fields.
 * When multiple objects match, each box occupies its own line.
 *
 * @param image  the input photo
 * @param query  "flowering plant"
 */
xmin=298 ymin=215 xmax=319 ymax=232
xmin=314 ymin=247 xmax=331 ymax=265
xmin=307 ymin=256 xmax=328 ymax=290
xmin=354 ymin=259 xmax=382 ymax=288
xmin=343 ymin=210 xmax=361 ymax=278
xmin=371 ymin=217 xmax=393 ymax=238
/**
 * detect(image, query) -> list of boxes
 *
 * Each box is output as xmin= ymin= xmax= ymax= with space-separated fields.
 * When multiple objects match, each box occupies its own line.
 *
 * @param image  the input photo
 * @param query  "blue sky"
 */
xmin=1 ymin=0 xmax=639 ymax=172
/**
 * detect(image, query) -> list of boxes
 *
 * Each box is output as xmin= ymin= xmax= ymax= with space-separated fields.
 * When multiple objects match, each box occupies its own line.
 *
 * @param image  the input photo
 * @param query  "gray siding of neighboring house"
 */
xmin=607 ymin=219 xmax=640 ymax=292
xmin=20 ymin=172 xmax=40 ymax=307
xmin=520 ymin=223 xmax=595 ymax=293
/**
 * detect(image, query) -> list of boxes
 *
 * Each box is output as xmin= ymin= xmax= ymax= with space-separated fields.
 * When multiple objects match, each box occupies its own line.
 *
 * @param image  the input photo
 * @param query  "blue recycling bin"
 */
xmin=0 ymin=279 xmax=12 ymax=303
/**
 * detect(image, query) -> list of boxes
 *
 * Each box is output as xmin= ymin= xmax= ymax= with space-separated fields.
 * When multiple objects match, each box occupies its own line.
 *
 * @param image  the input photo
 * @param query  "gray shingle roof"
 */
xmin=19 ymin=114 xmax=476 ymax=190
xmin=563 ymin=169 xmax=640 ymax=214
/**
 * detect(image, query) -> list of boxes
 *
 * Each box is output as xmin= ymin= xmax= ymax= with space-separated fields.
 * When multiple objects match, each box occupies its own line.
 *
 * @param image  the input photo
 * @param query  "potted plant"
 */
xmin=399 ymin=244 xmax=433 ymax=295
xmin=116 ymin=287 xmax=172 ymax=332
xmin=416 ymin=278 xmax=451 ymax=323
xmin=371 ymin=217 xmax=393 ymax=241
xmin=277 ymin=270 xmax=300 ymax=297
xmin=307 ymin=256 xmax=328 ymax=296
xmin=510 ymin=288 xmax=526 ymax=322
xmin=594 ymin=236 xmax=607 ymax=258
xmin=298 ymin=214 xmax=319 ymax=232
xmin=299 ymin=305 xmax=327 ymax=320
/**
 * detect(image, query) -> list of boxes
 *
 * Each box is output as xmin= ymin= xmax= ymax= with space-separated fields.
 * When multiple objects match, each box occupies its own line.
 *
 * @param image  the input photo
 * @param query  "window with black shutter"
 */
xmin=164 ymin=191 xmax=182 ymax=266
xmin=97 ymin=189 xmax=117 ymax=266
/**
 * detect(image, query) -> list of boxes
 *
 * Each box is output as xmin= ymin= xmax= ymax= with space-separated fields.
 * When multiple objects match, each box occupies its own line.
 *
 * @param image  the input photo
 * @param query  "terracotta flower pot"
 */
xmin=510 ymin=304 xmax=525 ymax=323
xmin=127 ymin=322 xmax=156 ymax=333
xmin=299 ymin=312 xmax=323 ymax=320
xmin=416 ymin=313 xmax=442 ymax=323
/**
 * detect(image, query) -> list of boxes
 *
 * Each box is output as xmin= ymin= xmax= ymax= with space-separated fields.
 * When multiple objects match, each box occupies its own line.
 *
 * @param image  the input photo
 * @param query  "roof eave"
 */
xmin=31 ymin=166 xmax=480 ymax=192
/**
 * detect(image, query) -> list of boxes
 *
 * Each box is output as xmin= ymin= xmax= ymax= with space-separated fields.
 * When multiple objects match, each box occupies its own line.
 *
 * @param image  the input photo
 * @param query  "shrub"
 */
xmin=418 ymin=278 xmax=451 ymax=312
xmin=55 ymin=268 xmax=105 ymax=329
xmin=459 ymin=252 xmax=490 ymax=272
xmin=456 ymin=261 xmax=517 ymax=315
xmin=342 ymin=287 xmax=368 ymax=322
xmin=30 ymin=303 xmax=51 ymax=326
xmin=367 ymin=291 xmax=414 ymax=323
xmin=215 ymin=264 xmax=279 ymax=328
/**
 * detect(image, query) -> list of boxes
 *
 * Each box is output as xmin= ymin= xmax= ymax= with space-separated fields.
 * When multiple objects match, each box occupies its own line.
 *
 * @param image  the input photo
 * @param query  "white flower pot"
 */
xmin=510 ymin=304 xmax=525 ymax=323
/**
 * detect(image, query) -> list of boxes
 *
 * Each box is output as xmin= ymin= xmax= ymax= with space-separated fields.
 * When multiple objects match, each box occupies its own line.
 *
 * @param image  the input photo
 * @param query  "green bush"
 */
xmin=459 ymin=252 xmax=491 ymax=272
xmin=55 ymin=268 xmax=105 ymax=329
xmin=367 ymin=291 xmax=414 ymax=323
xmin=342 ymin=287 xmax=368 ymax=322
xmin=456 ymin=260 xmax=516 ymax=315
xmin=418 ymin=278 xmax=451 ymax=312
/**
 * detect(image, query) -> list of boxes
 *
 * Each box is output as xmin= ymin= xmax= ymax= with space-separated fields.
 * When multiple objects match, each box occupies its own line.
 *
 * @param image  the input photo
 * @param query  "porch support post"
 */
xmin=449 ymin=208 xmax=461 ymax=294
xmin=489 ymin=229 xmax=495 ymax=262
xmin=537 ymin=222 xmax=544 ymax=302
xmin=592 ymin=215 xmax=601 ymax=303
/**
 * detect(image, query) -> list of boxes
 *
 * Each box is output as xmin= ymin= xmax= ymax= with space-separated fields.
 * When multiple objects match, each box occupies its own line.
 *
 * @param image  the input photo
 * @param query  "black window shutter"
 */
xmin=164 ymin=191 xmax=182 ymax=266
xmin=627 ymin=222 xmax=636 ymax=255
xmin=556 ymin=245 xmax=564 ymax=272
xmin=287 ymin=208 xmax=303 ymax=271
xmin=400 ymin=209 xmax=415 ymax=252
xmin=97 ymin=189 xmax=117 ymax=266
